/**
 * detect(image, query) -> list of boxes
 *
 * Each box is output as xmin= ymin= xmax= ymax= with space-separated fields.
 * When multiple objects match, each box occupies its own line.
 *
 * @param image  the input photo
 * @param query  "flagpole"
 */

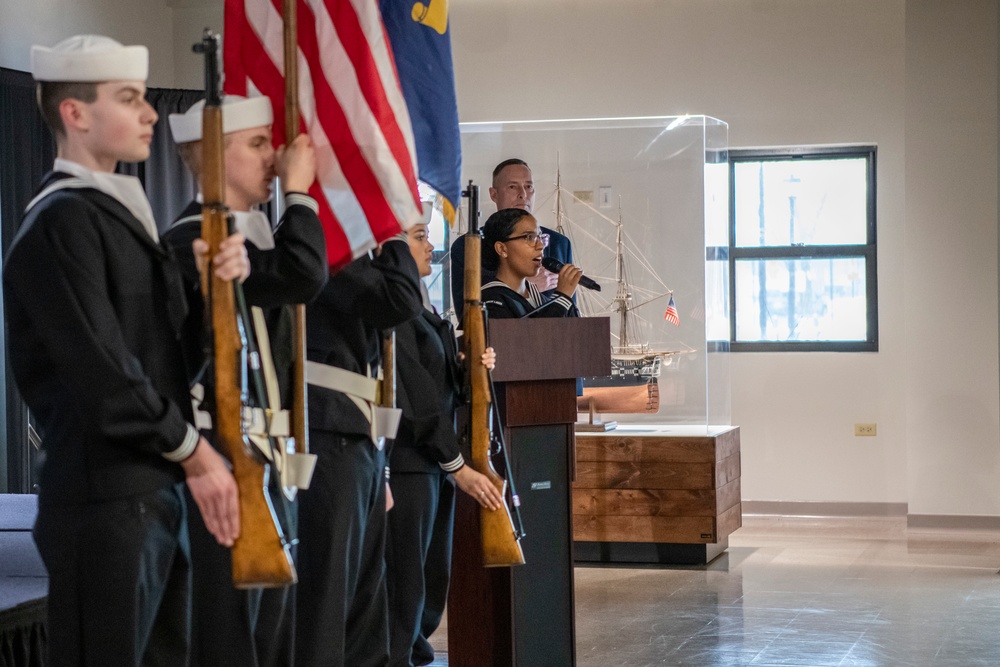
xmin=283 ymin=0 xmax=299 ymax=137
xmin=284 ymin=0 xmax=308 ymax=457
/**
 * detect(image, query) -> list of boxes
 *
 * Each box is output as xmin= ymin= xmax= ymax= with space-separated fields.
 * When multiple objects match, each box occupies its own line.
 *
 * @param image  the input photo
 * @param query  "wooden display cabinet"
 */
xmin=573 ymin=425 xmax=741 ymax=565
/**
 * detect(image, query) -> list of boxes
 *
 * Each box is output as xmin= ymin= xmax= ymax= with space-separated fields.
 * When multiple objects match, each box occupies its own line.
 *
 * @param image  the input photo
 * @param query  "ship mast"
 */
xmin=613 ymin=200 xmax=633 ymax=352
xmin=554 ymin=159 xmax=595 ymax=318
xmin=555 ymin=155 xmax=566 ymax=236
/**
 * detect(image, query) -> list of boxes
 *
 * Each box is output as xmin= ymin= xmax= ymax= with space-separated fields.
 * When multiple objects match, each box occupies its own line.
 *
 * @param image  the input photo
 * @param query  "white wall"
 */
xmin=1 ymin=0 xmax=997 ymax=516
xmin=171 ymin=2 xmax=224 ymax=89
xmin=904 ymin=1 xmax=999 ymax=515
xmin=0 ymin=0 xmax=178 ymax=86
xmin=0 ymin=0 xmax=224 ymax=88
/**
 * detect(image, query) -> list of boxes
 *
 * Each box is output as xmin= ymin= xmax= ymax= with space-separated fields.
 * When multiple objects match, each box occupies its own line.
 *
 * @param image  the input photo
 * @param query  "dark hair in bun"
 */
xmin=482 ymin=208 xmax=533 ymax=271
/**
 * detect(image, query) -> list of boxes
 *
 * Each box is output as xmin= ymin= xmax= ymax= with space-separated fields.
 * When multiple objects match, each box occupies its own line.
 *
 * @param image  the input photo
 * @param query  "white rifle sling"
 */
xmin=251 ymin=307 xmax=316 ymax=496
xmin=190 ymin=382 xmax=214 ymax=430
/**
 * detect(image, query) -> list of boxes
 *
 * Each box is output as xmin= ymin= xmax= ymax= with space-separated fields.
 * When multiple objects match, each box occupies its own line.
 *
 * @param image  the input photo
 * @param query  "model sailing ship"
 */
xmin=550 ymin=171 xmax=692 ymax=414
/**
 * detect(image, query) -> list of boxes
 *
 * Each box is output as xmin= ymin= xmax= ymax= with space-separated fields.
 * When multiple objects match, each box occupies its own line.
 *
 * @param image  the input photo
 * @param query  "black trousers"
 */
xmin=186 ymin=484 xmax=296 ymax=667
xmin=385 ymin=471 xmax=456 ymax=667
xmin=34 ymin=484 xmax=190 ymax=667
xmin=295 ymin=432 xmax=388 ymax=667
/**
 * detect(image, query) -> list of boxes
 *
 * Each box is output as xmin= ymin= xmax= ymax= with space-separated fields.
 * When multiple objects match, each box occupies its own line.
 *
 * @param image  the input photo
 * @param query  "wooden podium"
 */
xmin=448 ymin=317 xmax=610 ymax=667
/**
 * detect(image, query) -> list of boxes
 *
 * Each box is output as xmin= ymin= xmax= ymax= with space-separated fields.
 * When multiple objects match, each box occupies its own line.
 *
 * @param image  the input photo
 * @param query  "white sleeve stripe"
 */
xmin=163 ymin=424 xmax=199 ymax=462
xmin=440 ymin=454 xmax=465 ymax=472
xmin=284 ymin=192 xmax=319 ymax=213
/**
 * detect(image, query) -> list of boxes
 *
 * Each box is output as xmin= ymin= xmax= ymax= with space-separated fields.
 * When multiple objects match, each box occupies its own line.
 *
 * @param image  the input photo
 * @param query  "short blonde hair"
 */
xmin=175 ymin=140 xmax=203 ymax=179
xmin=175 ymin=135 xmax=233 ymax=179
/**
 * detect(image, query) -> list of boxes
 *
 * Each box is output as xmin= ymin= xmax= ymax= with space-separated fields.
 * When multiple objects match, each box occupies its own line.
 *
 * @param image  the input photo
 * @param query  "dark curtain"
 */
xmin=0 ymin=68 xmax=203 ymax=493
xmin=0 ymin=599 xmax=45 ymax=667
xmin=116 ymin=87 xmax=202 ymax=230
xmin=0 ymin=68 xmax=54 ymax=495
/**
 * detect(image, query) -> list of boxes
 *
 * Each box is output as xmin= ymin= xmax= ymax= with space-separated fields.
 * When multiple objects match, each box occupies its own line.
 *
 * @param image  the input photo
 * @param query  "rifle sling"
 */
xmin=248 ymin=307 xmax=315 ymax=498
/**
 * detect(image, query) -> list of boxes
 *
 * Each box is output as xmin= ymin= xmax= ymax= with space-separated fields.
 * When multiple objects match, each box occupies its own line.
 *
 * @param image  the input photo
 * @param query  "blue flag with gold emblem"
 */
xmin=379 ymin=0 xmax=462 ymax=224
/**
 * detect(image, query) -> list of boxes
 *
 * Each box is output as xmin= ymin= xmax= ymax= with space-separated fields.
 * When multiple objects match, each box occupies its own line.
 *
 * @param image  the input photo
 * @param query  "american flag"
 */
xmin=223 ymin=0 xmax=423 ymax=268
xmin=664 ymin=294 xmax=680 ymax=326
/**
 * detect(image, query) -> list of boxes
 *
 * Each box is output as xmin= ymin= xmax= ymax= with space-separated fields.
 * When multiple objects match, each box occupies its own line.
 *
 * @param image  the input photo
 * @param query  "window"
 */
xmin=727 ymin=146 xmax=877 ymax=352
xmin=417 ymin=182 xmax=456 ymax=316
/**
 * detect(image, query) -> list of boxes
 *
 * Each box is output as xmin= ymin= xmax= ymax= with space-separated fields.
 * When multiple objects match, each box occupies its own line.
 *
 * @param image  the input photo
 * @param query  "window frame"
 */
xmin=727 ymin=145 xmax=878 ymax=352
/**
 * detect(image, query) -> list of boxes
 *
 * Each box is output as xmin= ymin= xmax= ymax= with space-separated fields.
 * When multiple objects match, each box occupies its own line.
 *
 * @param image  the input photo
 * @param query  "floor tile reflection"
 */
xmin=430 ymin=516 xmax=1000 ymax=665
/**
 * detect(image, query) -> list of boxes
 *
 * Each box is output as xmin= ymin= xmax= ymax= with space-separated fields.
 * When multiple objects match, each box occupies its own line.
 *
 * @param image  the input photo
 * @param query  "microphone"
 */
xmin=541 ymin=257 xmax=602 ymax=292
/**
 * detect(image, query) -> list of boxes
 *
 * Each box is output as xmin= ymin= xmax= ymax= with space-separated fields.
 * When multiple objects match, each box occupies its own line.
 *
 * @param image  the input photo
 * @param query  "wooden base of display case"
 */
xmin=572 ymin=426 xmax=741 ymax=565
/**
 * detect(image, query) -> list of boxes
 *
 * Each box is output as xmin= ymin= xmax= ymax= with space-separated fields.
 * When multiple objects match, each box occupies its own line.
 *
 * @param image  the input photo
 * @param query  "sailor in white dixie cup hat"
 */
xmin=4 ymin=34 xmax=246 ymax=665
xmin=168 ymin=95 xmax=274 ymax=143
xmin=162 ymin=93 xmax=326 ymax=666
xmin=169 ymin=95 xmax=280 ymax=248
xmin=28 ymin=35 xmax=159 ymax=238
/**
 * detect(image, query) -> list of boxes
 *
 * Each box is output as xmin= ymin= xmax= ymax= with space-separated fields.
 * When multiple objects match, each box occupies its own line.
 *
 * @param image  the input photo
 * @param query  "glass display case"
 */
xmin=434 ymin=116 xmax=730 ymax=429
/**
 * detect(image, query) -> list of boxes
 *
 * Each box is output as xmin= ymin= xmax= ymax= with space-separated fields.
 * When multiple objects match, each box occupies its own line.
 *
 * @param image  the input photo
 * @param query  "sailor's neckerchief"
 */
xmin=23 ymin=158 xmax=161 ymax=242
xmin=166 ymin=192 xmax=319 ymax=251
xmin=481 ymin=278 xmax=545 ymax=308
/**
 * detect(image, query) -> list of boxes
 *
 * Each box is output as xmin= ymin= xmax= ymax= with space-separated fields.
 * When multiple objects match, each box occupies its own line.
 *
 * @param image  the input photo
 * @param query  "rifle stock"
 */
xmin=462 ymin=189 xmax=525 ymax=568
xmin=196 ymin=31 xmax=296 ymax=588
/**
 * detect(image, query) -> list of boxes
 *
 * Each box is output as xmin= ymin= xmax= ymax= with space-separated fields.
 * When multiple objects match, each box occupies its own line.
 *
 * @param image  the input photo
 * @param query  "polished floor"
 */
xmin=428 ymin=515 xmax=1000 ymax=666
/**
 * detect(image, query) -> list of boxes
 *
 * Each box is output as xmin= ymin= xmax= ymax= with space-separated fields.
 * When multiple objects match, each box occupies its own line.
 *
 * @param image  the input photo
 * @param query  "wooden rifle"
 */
xmin=462 ymin=181 xmax=525 ymax=567
xmin=195 ymin=30 xmax=297 ymax=588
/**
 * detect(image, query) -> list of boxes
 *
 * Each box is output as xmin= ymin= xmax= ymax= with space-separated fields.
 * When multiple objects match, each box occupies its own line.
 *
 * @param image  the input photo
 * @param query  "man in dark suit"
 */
xmin=450 ymin=158 xmax=573 ymax=320
xmin=4 ymin=34 xmax=244 ymax=666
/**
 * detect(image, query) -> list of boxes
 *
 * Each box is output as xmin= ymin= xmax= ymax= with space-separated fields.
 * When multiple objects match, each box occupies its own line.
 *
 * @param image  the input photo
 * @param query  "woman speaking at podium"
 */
xmin=481 ymin=208 xmax=583 ymax=318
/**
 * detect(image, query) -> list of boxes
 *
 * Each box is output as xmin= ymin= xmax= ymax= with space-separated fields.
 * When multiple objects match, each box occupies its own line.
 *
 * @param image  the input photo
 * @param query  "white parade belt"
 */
xmin=305 ymin=360 xmax=401 ymax=450
xmin=189 ymin=388 xmax=317 ymax=497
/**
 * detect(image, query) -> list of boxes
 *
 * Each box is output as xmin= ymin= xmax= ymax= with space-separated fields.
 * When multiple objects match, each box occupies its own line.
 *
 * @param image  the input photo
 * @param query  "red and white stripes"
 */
xmin=224 ymin=0 xmax=422 ymax=268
